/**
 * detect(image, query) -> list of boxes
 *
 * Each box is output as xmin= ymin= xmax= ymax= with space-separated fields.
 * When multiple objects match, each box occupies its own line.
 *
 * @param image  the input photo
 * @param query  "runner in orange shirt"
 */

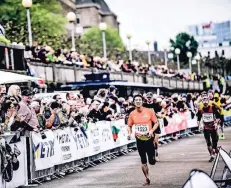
xmin=128 ymin=94 xmax=159 ymax=186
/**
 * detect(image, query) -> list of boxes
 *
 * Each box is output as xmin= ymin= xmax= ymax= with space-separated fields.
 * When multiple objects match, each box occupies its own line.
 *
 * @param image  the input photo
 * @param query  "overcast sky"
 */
xmin=105 ymin=0 xmax=231 ymax=50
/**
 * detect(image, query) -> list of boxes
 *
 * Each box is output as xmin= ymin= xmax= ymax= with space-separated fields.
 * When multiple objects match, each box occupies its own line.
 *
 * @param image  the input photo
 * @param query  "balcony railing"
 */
xmin=29 ymin=62 xmax=204 ymax=90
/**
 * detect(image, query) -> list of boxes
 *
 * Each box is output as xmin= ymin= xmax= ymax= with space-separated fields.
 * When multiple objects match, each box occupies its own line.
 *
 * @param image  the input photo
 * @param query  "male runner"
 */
xmin=143 ymin=92 xmax=162 ymax=161
xmin=128 ymin=94 xmax=159 ymax=186
xmin=197 ymin=96 xmax=220 ymax=162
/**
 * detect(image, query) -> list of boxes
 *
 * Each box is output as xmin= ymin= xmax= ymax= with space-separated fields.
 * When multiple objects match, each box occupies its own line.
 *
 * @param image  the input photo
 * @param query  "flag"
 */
xmin=111 ymin=125 xmax=120 ymax=142
xmin=202 ymin=22 xmax=212 ymax=29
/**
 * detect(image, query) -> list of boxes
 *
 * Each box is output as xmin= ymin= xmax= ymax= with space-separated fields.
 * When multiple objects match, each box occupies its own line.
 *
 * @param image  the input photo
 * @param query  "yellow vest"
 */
xmin=213 ymin=99 xmax=224 ymax=115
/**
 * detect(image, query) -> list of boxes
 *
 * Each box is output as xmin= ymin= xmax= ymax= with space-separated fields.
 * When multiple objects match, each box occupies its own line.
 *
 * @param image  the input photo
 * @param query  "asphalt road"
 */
xmin=38 ymin=127 xmax=231 ymax=188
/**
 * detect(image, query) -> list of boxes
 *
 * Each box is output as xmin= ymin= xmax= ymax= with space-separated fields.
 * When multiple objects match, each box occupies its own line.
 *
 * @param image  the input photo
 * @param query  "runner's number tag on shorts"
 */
xmin=202 ymin=113 xmax=214 ymax=123
xmin=134 ymin=124 xmax=149 ymax=135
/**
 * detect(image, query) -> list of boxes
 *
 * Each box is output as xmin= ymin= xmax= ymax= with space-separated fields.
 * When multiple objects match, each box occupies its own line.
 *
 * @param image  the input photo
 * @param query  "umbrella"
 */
xmin=0 ymin=71 xmax=41 ymax=84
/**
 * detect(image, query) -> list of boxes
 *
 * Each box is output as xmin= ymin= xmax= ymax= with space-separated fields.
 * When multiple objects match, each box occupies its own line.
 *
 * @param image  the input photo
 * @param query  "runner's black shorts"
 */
xmin=136 ymin=137 xmax=156 ymax=165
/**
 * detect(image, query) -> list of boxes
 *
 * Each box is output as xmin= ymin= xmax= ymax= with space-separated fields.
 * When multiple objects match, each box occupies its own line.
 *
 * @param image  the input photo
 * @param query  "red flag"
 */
xmin=203 ymin=22 xmax=212 ymax=29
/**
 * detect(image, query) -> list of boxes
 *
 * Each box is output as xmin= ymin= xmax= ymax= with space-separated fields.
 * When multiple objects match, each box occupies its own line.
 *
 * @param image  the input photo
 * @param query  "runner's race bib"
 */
xmin=202 ymin=113 xmax=214 ymax=123
xmin=134 ymin=124 xmax=149 ymax=135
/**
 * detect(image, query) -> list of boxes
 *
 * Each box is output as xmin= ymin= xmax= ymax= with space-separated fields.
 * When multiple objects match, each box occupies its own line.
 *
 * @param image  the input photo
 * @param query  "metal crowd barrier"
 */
xmin=27 ymin=133 xmax=136 ymax=185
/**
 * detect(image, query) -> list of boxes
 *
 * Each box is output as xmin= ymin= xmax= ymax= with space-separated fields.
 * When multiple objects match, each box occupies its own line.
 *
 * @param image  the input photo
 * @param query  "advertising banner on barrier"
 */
xmin=71 ymin=128 xmax=90 ymax=159
xmin=186 ymin=112 xmax=198 ymax=128
xmin=53 ymin=128 xmax=78 ymax=165
xmin=98 ymin=121 xmax=115 ymax=152
xmin=32 ymin=130 xmax=55 ymax=171
xmin=165 ymin=112 xmax=187 ymax=134
xmin=87 ymin=124 xmax=101 ymax=156
xmin=113 ymin=119 xmax=128 ymax=147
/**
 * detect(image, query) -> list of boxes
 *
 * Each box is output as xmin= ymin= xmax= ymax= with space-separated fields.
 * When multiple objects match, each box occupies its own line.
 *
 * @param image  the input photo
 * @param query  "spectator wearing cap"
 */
xmin=21 ymin=90 xmax=34 ymax=105
xmin=17 ymin=90 xmax=39 ymax=130
xmin=108 ymin=86 xmax=117 ymax=98
xmin=53 ymin=94 xmax=62 ymax=107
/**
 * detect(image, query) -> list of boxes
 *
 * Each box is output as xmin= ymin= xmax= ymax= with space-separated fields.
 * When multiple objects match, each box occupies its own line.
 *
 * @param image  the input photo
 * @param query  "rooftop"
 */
xmin=76 ymin=0 xmax=112 ymax=13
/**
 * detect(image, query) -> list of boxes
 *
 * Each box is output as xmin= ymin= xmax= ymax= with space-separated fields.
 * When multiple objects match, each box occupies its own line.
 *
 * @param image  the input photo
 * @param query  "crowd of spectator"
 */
xmin=1 ymin=81 xmax=230 ymax=137
xmin=25 ymin=44 xmax=206 ymax=81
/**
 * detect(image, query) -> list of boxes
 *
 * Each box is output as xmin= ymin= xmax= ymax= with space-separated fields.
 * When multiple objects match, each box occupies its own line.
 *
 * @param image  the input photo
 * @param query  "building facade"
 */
xmin=188 ymin=21 xmax=231 ymax=58
xmin=59 ymin=0 xmax=120 ymax=32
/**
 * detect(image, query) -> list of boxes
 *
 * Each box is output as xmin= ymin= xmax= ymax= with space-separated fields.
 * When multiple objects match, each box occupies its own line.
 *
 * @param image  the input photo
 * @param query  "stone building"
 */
xmin=59 ymin=0 xmax=120 ymax=32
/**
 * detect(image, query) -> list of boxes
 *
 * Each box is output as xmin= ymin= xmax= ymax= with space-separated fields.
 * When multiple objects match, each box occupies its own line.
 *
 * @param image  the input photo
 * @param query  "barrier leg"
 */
xmin=52 ymin=174 xmax=61 ymax=179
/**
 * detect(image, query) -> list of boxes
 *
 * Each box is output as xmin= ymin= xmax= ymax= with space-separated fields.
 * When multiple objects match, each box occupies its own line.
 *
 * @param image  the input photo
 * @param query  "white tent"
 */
xmin=0 ymin=71 xmax=40 ymax=84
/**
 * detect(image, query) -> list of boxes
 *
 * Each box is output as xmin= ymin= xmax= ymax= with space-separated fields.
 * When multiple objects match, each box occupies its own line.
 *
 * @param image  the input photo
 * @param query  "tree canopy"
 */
xmin=170 ymin=32 xmax=199 ymax=67
xmin=80 ymin=27 xmax=125 ymax=59
xmin=0 ymin=0 xmax=66 ymax=46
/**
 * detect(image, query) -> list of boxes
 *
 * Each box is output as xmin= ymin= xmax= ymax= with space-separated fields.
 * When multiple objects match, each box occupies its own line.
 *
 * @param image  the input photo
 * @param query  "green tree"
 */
xmin=80 ymin=27 xmax=125 ymax=58
xmin=0 ymin=0 xmax=66 ymax=46
xmin=170 ymin=32 xmax=199 ymax=68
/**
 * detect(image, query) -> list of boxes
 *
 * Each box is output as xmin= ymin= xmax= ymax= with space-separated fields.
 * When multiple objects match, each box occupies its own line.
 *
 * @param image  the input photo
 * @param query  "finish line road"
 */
xmin=38 ymin=127 xmax=231 ymax=188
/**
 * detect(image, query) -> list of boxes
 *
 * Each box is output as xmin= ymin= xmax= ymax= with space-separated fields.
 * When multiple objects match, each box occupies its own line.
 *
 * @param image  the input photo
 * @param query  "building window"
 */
xmin=219 ymin=43 xmax=222 ymax=46
xmin=76 ymin=14 xmax=80 ymax=24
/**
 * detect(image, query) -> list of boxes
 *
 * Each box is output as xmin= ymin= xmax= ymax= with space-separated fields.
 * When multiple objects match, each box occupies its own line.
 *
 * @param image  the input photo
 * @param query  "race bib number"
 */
xmin=134 ymin=124 xmax=149 ymax=135
xmin=202 ymin=113 xmax=214 ymax=123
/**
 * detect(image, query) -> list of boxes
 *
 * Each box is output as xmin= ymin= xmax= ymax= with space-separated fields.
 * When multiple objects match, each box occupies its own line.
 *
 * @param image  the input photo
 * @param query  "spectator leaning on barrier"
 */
xmin=46 ymin=101 xmax=61 ymax=130
xmin=31 ymin=101 xmax=46 ymax=130
xmin=98 ymin=102 xmax=113 ymax=121
xmin=18 ymin=90 xmax=39 ymax=131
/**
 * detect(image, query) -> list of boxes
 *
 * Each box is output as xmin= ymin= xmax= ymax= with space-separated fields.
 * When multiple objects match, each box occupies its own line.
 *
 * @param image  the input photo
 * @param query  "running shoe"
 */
xmin=219 ymin=134 xmax=223 ymax=140
xmin=143 ymin=178 xmax=150 ymax=186
xmin=222 ymin=133 xmax=225 ymax=140
xmin=209 ymin=155 xmax=215 ymax=162
xmin=155 ymin=156 xmax=160 ymax=162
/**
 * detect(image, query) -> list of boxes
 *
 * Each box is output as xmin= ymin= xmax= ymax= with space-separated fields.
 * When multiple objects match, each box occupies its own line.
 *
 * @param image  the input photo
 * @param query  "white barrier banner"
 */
xmin=32 ymin=130 xmax=55 ymax=171
xmin=98 ymin=121 xmax=115 ymax=152
xmin=71 ymin=127 xmax=90 ymax=159
xmin=54 ymin=128 xmax=78 ymax=164
xmin=87 ymin=124 xmax=101 ymax=156
xmin=186 ymin=112 xmax=198 ymax=128
xmin=114 ymin=119 xmax=129 ymax=147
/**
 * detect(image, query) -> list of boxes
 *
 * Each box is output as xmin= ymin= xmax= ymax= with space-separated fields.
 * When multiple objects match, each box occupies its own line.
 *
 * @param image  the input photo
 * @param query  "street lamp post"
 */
xmin=99 ymin=22 xmax=107 ymax=58
xmin=67 ymin=12 xmax=77 ymax=51
xmin=22 ymin=0 xmax=33 ymax=47
xmin=146 ymin=41 xmax=151 ymax=65
xmin=175 ymin=48 xmax=181 ymax=71
xmin=126 ymin=34 xmax=132 ymax=61
xmin=164 ymin=48 xmax=168 ymax=68
xmin=195 ymin=54 xmax=201 ymax=75
xmin=187 ymin=51 xmax=192 ymax=74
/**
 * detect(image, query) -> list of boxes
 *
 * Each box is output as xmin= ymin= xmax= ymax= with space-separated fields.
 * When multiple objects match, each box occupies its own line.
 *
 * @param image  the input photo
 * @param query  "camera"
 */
xmin=99 ymin=90 xmax=106 ymax=98
xmin=39 ymin=127 xmax=47 ymax=139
